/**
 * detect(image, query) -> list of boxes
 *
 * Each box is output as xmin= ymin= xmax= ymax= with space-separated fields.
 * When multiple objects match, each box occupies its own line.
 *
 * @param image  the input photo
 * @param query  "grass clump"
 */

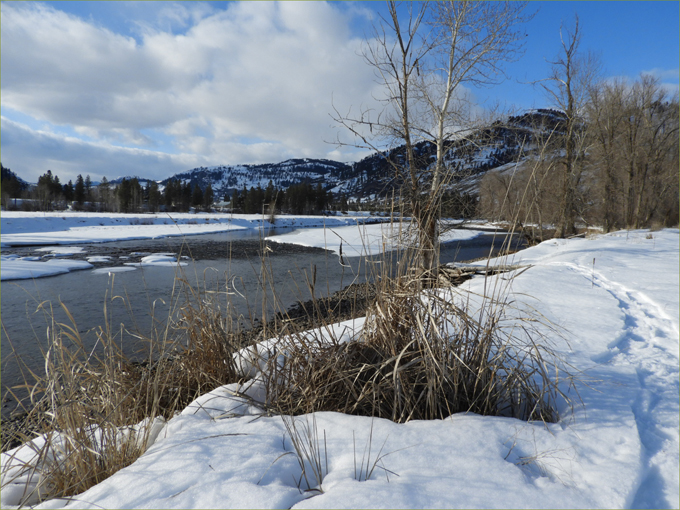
xmin=1 ymin=274 xmax=247 ymax=506
xmin=261 ymin=272 xmax=569 ymax=423
xmin=253 ymin=223 xmax=573 ymax=424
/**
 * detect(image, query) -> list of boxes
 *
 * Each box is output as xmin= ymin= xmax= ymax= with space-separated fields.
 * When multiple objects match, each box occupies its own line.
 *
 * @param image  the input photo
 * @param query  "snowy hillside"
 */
xmin=161 ymin=159 xmax=351 ymax=201
xmin=155 ymin=109 xmax=566 ymax=202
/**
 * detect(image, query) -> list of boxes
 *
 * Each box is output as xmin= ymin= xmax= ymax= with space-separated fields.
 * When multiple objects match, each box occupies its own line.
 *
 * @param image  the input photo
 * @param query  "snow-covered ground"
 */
xmin=2 ymin=229 xmax=677 ymax=509
xmin=0 ymin=212 xmax=485 ymax=281
xmin=0 ymin=255 xmax=94 ymax=281
xmin=266 ymin=222 xmax=484 ymax=257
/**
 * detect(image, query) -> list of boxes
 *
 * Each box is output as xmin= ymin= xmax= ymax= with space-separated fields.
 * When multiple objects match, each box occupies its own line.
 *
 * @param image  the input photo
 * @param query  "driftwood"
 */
xmin=438 ymin=263 xmax=531 ymax=286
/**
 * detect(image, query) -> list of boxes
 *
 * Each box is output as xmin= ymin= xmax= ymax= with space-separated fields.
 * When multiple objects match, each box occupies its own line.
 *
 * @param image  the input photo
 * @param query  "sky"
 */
xmin=1 ymin=1 xmax=678 ymax=183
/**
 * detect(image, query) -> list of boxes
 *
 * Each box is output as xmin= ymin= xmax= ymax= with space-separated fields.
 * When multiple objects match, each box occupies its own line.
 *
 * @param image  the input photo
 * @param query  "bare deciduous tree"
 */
xmin=587 ymin=74 xmax=679 ymax=230
xmin=540 ymin=15 xmax=600 ymax=238
xmin=335 ymin=0 xmax=532 ymax=283
xmin=587 ymin=78 xmax=628 ymax=232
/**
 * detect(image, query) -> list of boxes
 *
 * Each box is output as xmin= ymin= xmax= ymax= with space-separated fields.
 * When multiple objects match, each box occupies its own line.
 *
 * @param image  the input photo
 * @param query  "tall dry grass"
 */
xmin=1 ymin=267 xmax=249 ymax=506
xmin=2 ymin=197 xmax=575 ymax=506
xmin=253 ymin=200 xmax=574 ymax=424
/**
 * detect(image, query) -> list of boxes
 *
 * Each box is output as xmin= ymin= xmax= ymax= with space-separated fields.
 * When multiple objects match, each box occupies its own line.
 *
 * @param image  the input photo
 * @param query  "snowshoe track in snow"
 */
xmin=558 ymin=261 xmax=679 ymax=508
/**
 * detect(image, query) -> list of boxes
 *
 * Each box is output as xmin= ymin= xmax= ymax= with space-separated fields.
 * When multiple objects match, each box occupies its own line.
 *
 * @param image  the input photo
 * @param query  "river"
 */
xmin=1 ymin=227 xmax=522 ymax=418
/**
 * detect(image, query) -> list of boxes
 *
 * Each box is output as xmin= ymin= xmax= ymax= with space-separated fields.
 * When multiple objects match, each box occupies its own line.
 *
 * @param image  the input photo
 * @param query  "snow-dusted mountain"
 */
xmin=144 ymin=109 xmax=567 ymax=201
xmin=161 ymin=158 xmax=350 ymax=201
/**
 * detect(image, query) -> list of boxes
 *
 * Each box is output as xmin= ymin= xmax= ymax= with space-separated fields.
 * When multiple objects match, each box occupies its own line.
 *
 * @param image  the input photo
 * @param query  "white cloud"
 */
xmin=0 ymin=117 xmax=206 ymax=182
xmin=1 ymin=1 xmax=381 ymax=180
xmin=642 ymin=67 xmax=680 ymax=82
xmin=641 ymin=68 xmax=680 ymax=97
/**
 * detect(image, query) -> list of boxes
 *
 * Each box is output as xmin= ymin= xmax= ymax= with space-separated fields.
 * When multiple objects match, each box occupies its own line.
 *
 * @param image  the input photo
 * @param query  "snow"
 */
xmin=0 ymin=255 xmax=93 ymax=281
xmin=1 ymin=229 xmax=678 ymax=509
xmin=266 ymin=222 xmax=485 ymax=258
xmin=0 ymin=211 xmax=383 ymax=247
xmin=124 ymin=254 xmax=188 ymax=268
xmin=33 ymin=247 xmax=86 ymax=256
xmin=85 ymin=256 xmax=111 ymax=263
xmin=91 ymin=266 xmax=137 ymax=275
xmin=0 ymin=212 xmax=389 ymax=281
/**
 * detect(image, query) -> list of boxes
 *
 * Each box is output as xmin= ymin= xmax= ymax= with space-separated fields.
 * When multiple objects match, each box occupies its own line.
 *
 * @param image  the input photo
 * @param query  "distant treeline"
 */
xmin=0 ymin=166 xmax=358 ymax=215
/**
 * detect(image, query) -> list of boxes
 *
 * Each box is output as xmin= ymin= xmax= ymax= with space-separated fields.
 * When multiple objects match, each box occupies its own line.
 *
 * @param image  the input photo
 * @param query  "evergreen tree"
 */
xmin=36 ymin=170 xmax=57 ymax=210
xmin=63 ymin=180 xmax=74 ymax=202
xmin=84 ymin=175 xmax=92 ymax=203
xmin=164 ymin=179 xmax=176 ymax=209
xmin=74 ymin=174 xmax=85 ymax=207
xmin=264 ymin=180 xmax=275 ymax=205
xmin=117 ymin=178 xmax=131 ymax=212
xmin=191 ymin=184 xmax=204 ymax=209
xmin=179 ymin=181 xmax=190 ymax=211
xmin=315 ymin=183 xmax=326 ymax=212
xmin=203 ymin=183 xmax=214 ymax=210
xmin=148 ymin=181 xmax=161 ymax=212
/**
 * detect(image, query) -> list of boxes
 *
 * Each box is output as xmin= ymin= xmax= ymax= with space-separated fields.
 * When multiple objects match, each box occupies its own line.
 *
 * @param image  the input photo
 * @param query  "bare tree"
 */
xmin=586 ymin=78 xmax=628 ymax=232
xmin=335 ymin=0 xmax=531 ymax=283
xmin=622 ymin=75 xmax=679 ymax=228
xmin=540 ymin=15 xmax=600 ymax=238
xmin=587 ymin=74 xmax=679 ymax=230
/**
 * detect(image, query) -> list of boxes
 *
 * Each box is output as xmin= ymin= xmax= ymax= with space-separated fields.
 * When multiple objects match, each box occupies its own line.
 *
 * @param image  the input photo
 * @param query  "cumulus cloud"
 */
xmin=641 ymin=67 xmax=680 ymax=96
xmin=1 ymin=1 xmax=381 ymax=181
xmin=1 ymin=117 xmax=207 ymax=182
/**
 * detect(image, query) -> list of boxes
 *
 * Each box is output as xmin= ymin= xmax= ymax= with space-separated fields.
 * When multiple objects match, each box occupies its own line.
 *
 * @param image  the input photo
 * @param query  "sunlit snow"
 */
xmin=1 ymin=229 xmax=677 ymax=509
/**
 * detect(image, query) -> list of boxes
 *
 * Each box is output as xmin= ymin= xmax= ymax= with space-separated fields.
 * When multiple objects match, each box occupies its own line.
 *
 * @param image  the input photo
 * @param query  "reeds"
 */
xmin=234 ymin=212 xmax=573 ymax=425
xmin=2 ymin=210 xmax=576 ymax=507
xmin=258 ymin=255 xmax=571 ymax=423
xmin=1 ymin=269 xmax=248 ymax=506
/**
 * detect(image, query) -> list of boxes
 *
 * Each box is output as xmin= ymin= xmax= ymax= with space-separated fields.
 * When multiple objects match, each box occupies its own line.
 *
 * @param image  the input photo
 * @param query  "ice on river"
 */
xmin=0 ymin=255 xmax=93 ymax=281
xmin=0 ymin=211 xmax=380 ymax=247
xmin=1 ymin=229 xmax=678 ymax=509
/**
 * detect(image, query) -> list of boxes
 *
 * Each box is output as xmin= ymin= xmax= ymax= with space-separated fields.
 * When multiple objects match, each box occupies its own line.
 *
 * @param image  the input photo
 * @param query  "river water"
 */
xmin=1 ymin=227 xmax=521 ymax=418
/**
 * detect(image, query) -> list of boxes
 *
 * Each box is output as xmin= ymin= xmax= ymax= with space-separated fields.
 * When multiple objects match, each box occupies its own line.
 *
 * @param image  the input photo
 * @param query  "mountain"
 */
xmin=1 ymin=164 xmax=30 ymax=190
xmin=160 ymin=158 xmax=351 ymax=201
xmin=141 ymin=109 xmax=568 ymax=202
xmin=329 ymin=108 xmax=567 ymax=198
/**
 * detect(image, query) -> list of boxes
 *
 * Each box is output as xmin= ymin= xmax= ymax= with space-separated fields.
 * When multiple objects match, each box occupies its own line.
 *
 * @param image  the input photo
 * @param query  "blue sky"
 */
xmin=1 ymin=1 xmax=678 ymax=182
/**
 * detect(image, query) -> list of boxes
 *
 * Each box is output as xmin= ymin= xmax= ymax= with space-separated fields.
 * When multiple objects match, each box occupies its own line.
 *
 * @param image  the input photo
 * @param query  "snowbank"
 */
xmin=1 ymin=229 xmax=678 ymax=509
xmin=0 ymin=255 xmax=93 ymax=281
xmin=266 ymin=222 xmax=485 ymax=257
xmin=0 ymin=211 xmax=383 ymax=247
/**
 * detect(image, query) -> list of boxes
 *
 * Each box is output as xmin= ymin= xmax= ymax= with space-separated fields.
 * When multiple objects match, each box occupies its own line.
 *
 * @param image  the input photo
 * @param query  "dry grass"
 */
xmin=251 ymin=220 xmax=574 ymax=424
xmin=259 ymin=268 xmax=570 ymax=423
xmin=1 ymin=270 xmax=248 ymax=506
xmin=2 ymin=215 xmax=576 ymax=506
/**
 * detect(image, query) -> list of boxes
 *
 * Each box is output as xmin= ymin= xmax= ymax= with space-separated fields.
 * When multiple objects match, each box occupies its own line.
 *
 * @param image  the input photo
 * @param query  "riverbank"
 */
xmin=0 ymin=211 xmax=388 ymax=248
xmin=2 ymin=228 xmax=677 ymax=509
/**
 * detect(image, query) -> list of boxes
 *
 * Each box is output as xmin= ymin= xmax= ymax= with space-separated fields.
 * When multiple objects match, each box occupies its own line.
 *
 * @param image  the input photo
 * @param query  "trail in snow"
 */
xmin=557 ymin=261 xmax=679 ymax=508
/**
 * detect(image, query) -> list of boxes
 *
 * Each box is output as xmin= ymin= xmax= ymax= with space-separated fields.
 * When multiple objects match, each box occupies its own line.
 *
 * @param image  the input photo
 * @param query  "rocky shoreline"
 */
xmin=1 ymin=237 xmax=331 ymax=269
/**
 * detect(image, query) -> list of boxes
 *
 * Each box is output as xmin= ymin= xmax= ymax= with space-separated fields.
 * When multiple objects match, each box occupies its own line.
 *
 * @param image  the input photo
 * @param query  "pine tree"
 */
xmin=84 ymin=175 xmax=92 ymax=203
xmin=203 ymin=184 xmax=214 ymax=210
xmin=63 ymin=180 xmax=74 ymax=202
xmin=148 ymin=181 xmax=161 ymax=212
xmin=74 ymin=174 xmax=85 ymax=207
xmin=191 ymin=184 xmax=204 ymax=210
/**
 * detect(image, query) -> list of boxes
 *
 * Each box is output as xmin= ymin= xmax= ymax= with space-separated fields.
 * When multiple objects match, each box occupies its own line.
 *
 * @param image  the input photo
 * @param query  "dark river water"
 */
xmin=1 ymin=227 xmax=521 ymax=418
